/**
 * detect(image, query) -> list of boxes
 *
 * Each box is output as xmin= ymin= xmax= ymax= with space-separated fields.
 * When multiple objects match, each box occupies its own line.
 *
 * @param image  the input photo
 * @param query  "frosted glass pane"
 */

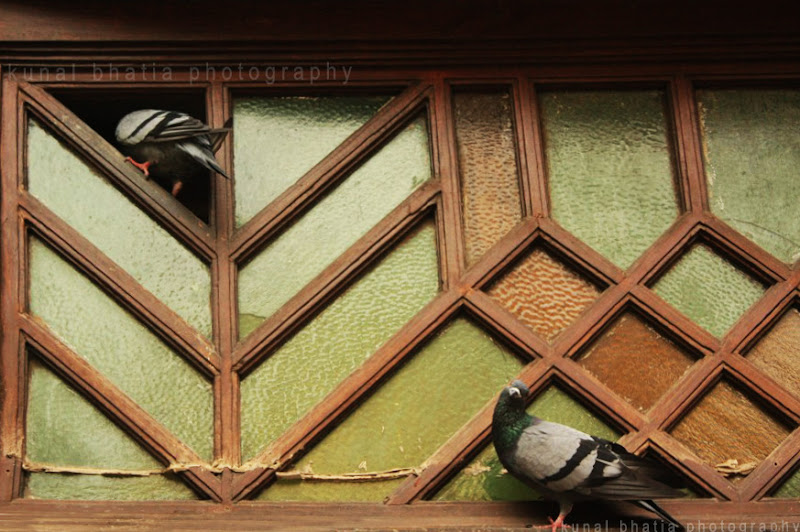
xmin=26 ymin=119 xmax=212 ymax=337
xmin=699 ymin=90 xmax=800 ymax=263
xmin=25 ymin=473 xmax=195 ymax=501
xmin=542 ymin=91 xmax=679 ymax=269
xmin=238 ymin=115 xmax=431 ymax=337
xmin=261 ymin=318 xmax=524 ymax=501
xmin=233 ymin=95 xmax=391 ymax=226
xmin=29 ymin=238 xmax=214 ymax=460
xmin=241 ymin=222 xmax=439 ymax=460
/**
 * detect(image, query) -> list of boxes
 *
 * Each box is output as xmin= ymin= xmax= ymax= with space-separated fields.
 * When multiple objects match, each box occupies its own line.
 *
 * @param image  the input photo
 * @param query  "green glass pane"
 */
xmin=434 ymin=386 xmax=619 ymax=501
xmin=25 ymin=473 xmax=195 ymax=501
xmin=26 ymin=358 xmax=160 ymax=470
xmin=652 ymin=243 xmax=767 ymax=338
xmin=241 ymin=222 xmax=439 ymax=460
xmin=26 ymin=119 xmax=212 ymax=337
xmin=257 ymin=478 xmax=405 ymax=502
xmin=233 ymin=95 xmax=391 ymax=227
xmin=238 ymin=115 xmax=431 ymax=337
xmin=541 ymin=91 xmax=679 ymax=269
xmin=262 ymin=318 xmax=524 ymax=501
xmin=29 ymin=238 xmax=214 ymax=460
xmin=698 ymin=90 xmax=800 ymax=264
xmin=773 ymin=467 xmax=800 ymax=498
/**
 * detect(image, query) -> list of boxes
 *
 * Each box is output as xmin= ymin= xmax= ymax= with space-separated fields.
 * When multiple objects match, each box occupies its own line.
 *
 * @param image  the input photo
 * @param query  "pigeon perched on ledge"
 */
xmin=492 ymin=380 xmax=685 ymax=531
xmin=115 ymin=109 xmax=230 ymax=197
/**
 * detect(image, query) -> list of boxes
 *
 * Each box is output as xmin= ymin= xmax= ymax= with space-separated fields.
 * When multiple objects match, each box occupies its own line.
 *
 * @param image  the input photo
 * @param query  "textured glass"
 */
xmin=541 ymin=91 xmax=679 ymax=269
xmin=577 ymin=313 xmax=696 ymax=411
xmin=261 ymin=318 xmax=524 ymax=501
xmin=241 ymin=222 xmax=439 ymax=460
xmin=453 ymin=90 xmax=522 ymax=266
xmin=774 ymin=468 xmax=800 ymax=498
xmin=671 ymin=379 xmax=792 ymax=480
xmin=233 ymin=95 xmax=391 ymax=227
xmin=26 ymin=119 xmax=212 ymax=337
xmin=25 ymin=473 xmax=195 ymax=501
xmin=238 ymin=115 xmax=431 ymax=337
xmin=434 ymin=386 xmax=619 ymax=501
xmin=698 ymin=90 xmax=800 ymax=264
xmin=486 ymin=248 xmax=601 ymax=342
xmin=652 ymin=243 xmax=767 ymax=338
xmin=29 ymin=238 xmax=214 ymax=460
xmin=747 ymin=308 xmax=800 ymax=399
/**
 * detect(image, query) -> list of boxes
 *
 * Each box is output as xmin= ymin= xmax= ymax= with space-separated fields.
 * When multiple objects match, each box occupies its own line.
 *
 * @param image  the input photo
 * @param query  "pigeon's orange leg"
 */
xmin=124 ymin=156 xmax=153 ymax=177
xmin=171 ymin=180 xmax=184 ymax=197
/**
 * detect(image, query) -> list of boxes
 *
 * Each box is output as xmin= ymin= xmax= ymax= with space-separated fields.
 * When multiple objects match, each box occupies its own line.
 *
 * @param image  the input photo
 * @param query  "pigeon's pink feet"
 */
xmin=124 ymin=156 xmax=152 ymax=177
xmin=171 ymin=180 xmax=184 ymax=197
xmin=534 ymin=514 xmax=570 ymax=532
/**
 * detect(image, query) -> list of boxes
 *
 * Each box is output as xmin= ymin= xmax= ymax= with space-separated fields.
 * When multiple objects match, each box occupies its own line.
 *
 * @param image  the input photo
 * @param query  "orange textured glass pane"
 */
xmin=747 ymin=308 xmax=800 ymax=400
xmin=485 ymin=248 xmax=600 ymax=342
xmin=453 ymin=90 xmax=522 ymax=267
xmin=577 ymin=313 xmax=695 ymax=411
xmin=671 ymin=379 xmax=792 ymax=480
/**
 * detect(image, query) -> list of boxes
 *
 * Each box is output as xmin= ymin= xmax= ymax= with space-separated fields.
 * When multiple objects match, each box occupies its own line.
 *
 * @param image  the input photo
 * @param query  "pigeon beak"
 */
xmin=508 ymin=387 xmax=521 ymax=399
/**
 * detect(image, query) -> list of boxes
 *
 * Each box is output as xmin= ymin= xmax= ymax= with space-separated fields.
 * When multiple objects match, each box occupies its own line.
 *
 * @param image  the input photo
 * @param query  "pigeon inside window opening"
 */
xmin=115 ymin=109 xmax=231 ymax=198
xmin=493 ymin=380 xmax=686 ymax=531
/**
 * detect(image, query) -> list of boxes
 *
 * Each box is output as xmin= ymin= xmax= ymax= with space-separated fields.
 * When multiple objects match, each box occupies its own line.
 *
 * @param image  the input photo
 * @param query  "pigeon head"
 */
xmin=505 ymin=380 xmax=529 ymax=404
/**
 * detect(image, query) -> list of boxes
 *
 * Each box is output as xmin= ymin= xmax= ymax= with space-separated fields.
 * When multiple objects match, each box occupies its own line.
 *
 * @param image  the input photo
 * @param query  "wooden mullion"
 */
xmin=723 ymin=354 xmax=800 ymax=424
xmin=17 ymin=81 xmax=216 ymax=260
xmin=19 ymin=314 xmax=222 ymax=501
xmin=233 ymin=180 xmax=440 ymax=372
xmin=0 ymin=76 xmax=24 ymax=501
xmin=737 ymin=280 xmax=800 ymax=354
xmin=459 ymin=217 xmax=540 ymax=289
xmin=430 ymin=75 xmax=464 ymax=290
xmin=231 ymin=289 xmax=462 ymax=501
xmin=230 ymin=82 xmax=433 ymax=261
xmin=740 ymin=428 xmax=800 ymax=501
xmin=671 ymin=75 xmax=708 ymax=213
xmin=517 ymin=77 xmax=549 ymax=218
xmin=209 ymin=81 xmax=240 ymax=487
xmin=21 ymin=194 xmax=220 ymax=375
xmin=387 ymin=360 xmax=545 ymax=504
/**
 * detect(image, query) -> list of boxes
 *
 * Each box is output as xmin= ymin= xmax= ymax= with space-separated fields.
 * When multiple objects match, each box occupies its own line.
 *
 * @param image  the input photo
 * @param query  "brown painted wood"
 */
xmin=21 ymin=195 xmax=220 ymax=375
xmin=234 ymin=180 xmax=440 ymax=373
xmin=517 ymin=78 xmax=550 ymax=218
xmin=17 ymin=81 xmax=216 ymax=259
xmin=230 ymin=82 xmax=429 ymax=263
xmin=19 ymin=314 xmax=222 ymax=501
xmin=232 ymin=288 xmax=462 ymax=501
xmin=671 ymin=75 xmax=708 ymax=213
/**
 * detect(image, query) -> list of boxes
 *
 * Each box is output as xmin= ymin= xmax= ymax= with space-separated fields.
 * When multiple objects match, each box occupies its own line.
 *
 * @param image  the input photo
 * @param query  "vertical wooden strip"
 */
xmin=672 ymin=75 xmax=708 ymax=214
xmin=209 ymin=82 xmax=240 ymax=492
xmin=0 ymin=76 xmax=23 ymax=501
xmin=516 ymin=77 xmax=549 ymax=218
xmin=431 ymin=76 xmax=464 ymax=287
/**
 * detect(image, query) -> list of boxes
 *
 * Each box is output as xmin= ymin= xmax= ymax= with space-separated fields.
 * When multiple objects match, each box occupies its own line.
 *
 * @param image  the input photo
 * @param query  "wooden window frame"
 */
xmin=1 ymin=46 xmax=800 ymax=528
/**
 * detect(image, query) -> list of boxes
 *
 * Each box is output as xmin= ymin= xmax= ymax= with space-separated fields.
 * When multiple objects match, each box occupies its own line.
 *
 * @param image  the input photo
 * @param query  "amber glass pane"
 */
xmin=773 ymin=468 xmax=800 ymax=498
xmin=261 ymin=318 xmax=524 ymax=501
xmin=541 ymin=90 xmax=678 ymax=269
xmin=233 ymin=95 xmax=391 ymax=227
xmin=577 ymin=313 xmax=696 ymax=411
xmin=486 ymin=248 xmax=601 ymax=342
xmin=746 ymin=307 xmax=800 ymax=399
xmin=25 ymin=358 xmax=194 ymax=500
xmin=698 ymin=89 xmax=800 ymax=264
xmin=240 ymin=222 xmax=439 ymax=460
xmin=671 ymin=379 xmax=792 ymax=480
xmin=29 ymin=238 xmax=214 ymax=460
xmin=652 ymin=243 xmax=766 ymax=338
xmin=434 ymin=386 xmax=619 ymax=501
xmin=26 ymin=119 xmax=212 ymax=337
xmin=238 ymin=115 xmax=431 ymax=337
xmin=453 ymin=90 xmax=522 ymax=266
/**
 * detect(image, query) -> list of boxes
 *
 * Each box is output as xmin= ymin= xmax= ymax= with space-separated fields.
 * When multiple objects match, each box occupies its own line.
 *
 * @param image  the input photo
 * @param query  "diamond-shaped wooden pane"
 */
xmin=670 ymin=378 xmax=793 ymax=482
xmin=577 ymin=312 xmax=696 ymax=411
xmin=485 ymin=248 xmax=601 ymax=342
xmin=652 ymin=243 xmax=767 ymax=338
xmin=746 ymin=307 xmax=800 ymax=400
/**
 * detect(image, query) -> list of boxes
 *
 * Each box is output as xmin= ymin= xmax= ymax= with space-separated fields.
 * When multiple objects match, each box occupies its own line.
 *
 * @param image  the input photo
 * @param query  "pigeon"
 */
xmin=492 ymin=380 xmax=685 ymax=531
xmin=115 ymin=109 xmax=230 ymax=197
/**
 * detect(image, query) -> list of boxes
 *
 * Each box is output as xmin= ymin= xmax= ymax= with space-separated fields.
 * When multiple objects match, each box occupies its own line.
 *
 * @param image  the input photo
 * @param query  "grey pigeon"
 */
xmin=492 ymin=380 xmax=685 ymax=531
xmin=115 ymin=109 xmax=230 ymax=197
